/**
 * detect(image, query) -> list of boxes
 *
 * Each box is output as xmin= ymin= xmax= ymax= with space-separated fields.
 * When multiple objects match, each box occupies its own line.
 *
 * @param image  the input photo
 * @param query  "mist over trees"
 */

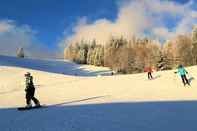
xmin=64 ymin=26 xmax=197 ymax=74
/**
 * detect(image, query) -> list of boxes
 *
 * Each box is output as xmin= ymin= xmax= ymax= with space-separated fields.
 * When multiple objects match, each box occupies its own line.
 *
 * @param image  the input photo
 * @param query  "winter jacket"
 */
xmin=144 ymin=67 xmax=153 ymax=73
xmin=25 ymin=76 xmax=34 ymax=91
xmin=178 ymin=67 xmax=187 ymax=76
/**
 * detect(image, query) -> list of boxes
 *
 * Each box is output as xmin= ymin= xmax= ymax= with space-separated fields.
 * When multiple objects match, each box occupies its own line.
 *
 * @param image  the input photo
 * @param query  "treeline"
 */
xmin=64 ymin=40 xmax=104 ymax=66
xmin=64 ymin=26 xmax=197 ymax=74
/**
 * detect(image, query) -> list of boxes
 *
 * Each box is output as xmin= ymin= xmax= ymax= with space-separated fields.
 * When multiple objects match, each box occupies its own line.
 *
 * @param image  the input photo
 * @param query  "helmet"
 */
xmin=178 ymin=64 xmax=183 ymax=68
xmin=25 ymin=72 xmax=31 ymax=77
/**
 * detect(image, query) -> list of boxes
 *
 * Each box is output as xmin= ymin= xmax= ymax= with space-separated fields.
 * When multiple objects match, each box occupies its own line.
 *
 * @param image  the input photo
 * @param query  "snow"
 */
xmin=0 ymin=55 xmax=112 ymax=76
xmin=0 ymin=55 xmax=197 ymax=131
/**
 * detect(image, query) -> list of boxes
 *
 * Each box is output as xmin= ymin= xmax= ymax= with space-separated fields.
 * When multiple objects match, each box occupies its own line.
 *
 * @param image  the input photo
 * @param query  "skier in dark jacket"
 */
xmin=175 ymin=65 xmax=190 ymax=86
xmin=25 ymin=72 xmax=40 ymax=107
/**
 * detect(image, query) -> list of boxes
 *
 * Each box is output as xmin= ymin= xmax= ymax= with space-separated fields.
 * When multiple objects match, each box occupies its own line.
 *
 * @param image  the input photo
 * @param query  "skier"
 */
xmin=144 ymin=66 xmax=153 ymax=80
xmin=24 ymin=72 xmax=40 ymax=108
xmin=175 ymin=65 xmax=190 ymax=86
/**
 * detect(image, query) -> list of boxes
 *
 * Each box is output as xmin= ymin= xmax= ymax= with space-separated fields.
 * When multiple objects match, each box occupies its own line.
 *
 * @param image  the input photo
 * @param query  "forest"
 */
xmin=64 ymin=26 xmax=197 ymax=74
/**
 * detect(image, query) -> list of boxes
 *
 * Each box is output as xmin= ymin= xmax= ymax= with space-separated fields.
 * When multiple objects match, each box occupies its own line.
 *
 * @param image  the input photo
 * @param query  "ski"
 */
xmin=17 ymin=105 xmax=45 ymax=111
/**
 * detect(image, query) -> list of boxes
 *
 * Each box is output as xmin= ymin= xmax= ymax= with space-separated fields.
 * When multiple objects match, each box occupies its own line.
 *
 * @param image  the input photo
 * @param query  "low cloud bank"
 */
xmin=61 ymin=0 xmax=197 ymax=46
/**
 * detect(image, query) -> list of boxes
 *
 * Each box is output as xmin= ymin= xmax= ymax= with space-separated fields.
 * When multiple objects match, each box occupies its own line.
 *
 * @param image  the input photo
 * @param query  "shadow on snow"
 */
xmin=1 ymin=100 xmax=197 ymax=131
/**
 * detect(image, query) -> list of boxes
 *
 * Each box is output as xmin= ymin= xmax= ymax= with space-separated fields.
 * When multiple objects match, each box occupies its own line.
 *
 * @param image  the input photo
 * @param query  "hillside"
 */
xmin=0 ymin=55 xmax=197 ymax=131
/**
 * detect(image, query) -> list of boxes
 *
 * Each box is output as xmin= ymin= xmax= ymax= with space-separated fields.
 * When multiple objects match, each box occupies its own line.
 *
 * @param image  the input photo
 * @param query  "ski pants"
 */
xmin=181 ymin=75 xmax=190 ymax=86
xmin=148 ymin=72 xmax=153 ymax=79
xmin=26 ymin=88 xmax=39 ymax=105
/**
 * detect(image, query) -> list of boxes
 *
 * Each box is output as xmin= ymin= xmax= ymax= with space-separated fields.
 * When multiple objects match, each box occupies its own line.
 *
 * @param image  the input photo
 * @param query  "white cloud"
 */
xmin=191 ymin=11 xmax=197 ymax=18
xmin=152 ymin=27 xmax=175 ymax=40
xmin=61 ymin=0 xmax=197 ymax=46
xmin=0 ymin=20 xmax=14 ymax=33
xmin=0 ymin=20 xmax=58 ymax=59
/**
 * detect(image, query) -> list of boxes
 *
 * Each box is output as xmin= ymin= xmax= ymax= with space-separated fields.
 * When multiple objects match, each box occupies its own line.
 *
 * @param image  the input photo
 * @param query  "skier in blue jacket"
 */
xmin=176 ymin=65 xmax=190 ymax=86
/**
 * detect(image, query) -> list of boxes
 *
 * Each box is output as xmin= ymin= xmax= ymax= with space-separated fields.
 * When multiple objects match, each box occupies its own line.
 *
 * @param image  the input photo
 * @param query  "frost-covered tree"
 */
xmin=64 ymin=26 xmax=197 ymax=74
xmin=16 ymin=47 xmax=25 ymax=58
xmin=192 ymin=26 xmax=197 ymax=64
xmin=163 ymin=35 xmax=193 ymax=68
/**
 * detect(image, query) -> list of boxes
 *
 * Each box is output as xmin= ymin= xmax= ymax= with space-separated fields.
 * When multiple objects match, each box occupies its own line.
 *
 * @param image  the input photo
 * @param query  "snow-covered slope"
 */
xmin=0 ymin=55 xmax=197 ymax=131
xmin=0 ymin=55 xmax=112 ymax=76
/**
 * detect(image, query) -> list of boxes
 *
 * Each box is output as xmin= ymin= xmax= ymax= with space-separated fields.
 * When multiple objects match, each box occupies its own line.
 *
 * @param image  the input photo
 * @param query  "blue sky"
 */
xmin=0 ymin=0 xmax=118 ymax=48
xmin=0 ymin=0 xmax=196 ymax=58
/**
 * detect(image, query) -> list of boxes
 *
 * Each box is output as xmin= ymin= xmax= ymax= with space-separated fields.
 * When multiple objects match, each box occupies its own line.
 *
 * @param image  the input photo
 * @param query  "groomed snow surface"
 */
xmin=0 ymin=55 xmax=197 ymax=131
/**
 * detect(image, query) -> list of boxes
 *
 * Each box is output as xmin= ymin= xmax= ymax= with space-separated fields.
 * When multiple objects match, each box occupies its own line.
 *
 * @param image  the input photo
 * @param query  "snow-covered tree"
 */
xmin=16 ymin=48 xmax=25 ymax=58
xmin=192 ymin=26 xmax=197 ymax=64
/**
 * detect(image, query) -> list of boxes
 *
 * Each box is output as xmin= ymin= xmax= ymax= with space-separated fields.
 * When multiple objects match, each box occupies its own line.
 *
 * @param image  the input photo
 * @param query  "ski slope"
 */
xmin=0 ymin=55 xmax=197 ymax=131
xmin=0 ymin=55 xmax=112 ymax=76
